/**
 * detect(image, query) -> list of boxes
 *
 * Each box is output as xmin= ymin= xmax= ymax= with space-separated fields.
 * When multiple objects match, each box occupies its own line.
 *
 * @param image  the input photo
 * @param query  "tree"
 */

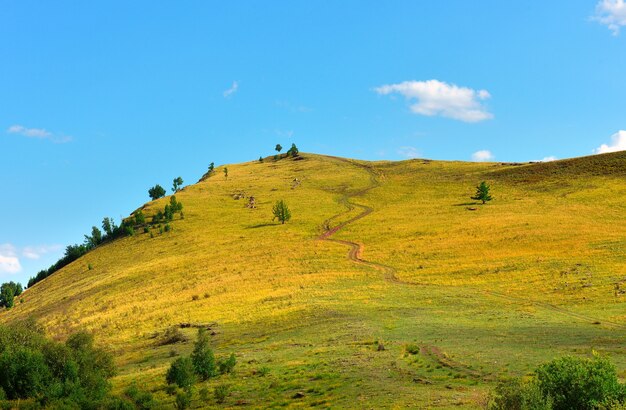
xmin=166 ymin=357 xmax=196 ymax=389
xmin=258 ymin=156 xmax=264 ymax=163
xmin=191 ymin=328 xmax=216 ymax=380
xmin=287 ymin=143 xmax=299 ymax=157
xmin=275 ymin=144 xmax=282 ymax=154
xmin=471 ymin=181 xmax=492 ymax=204
xmin=0 ymin=284 xmax=15 ymax=309
xmin=84 ymin=226 xmax=103 ymax=249
xmin=134 ymin=211 xmax=146 ymax=226
xmin=102 ymin=217 xmax=118 ymax=237
xmin=223 ymin=167 xmax=228 ymax=179
xmin=272 ymin=200 xmax=291 ymax=224
xmin=170 ymin=195 xmax=183 ymax=213
xmin=148 ymin=184 xmax=166 ymax=201
xmin=172 ymin=177 xmax=183 ymax=193
xmin=208 ymin=162 xmax=215 ymax=173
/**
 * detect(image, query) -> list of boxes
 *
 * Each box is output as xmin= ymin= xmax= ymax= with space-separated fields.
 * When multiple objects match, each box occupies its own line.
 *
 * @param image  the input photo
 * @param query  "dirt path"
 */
xmin=318 ymin=157 xmax=406 ymax=284
xmin=318 ymin=155 xmax=626 ymax=331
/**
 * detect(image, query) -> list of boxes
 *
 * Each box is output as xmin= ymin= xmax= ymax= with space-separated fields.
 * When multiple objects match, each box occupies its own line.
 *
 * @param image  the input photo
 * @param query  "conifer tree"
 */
xmin=471 ymin=181 xmax=493 ymax=204
xmin=272 ymin=200 xmax=291 ymax=224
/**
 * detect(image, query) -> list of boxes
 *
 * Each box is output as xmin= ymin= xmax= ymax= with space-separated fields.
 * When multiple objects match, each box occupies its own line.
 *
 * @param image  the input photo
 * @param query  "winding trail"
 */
xmin=317 ymin=156 xmax=626 ymax=331
xmin=318 ymin=157 xmax=406 ymax=284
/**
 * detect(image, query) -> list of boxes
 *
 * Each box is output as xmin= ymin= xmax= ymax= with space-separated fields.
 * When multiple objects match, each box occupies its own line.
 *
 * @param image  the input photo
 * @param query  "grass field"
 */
xmin=2 ymin=152 xmax=626 ymax=408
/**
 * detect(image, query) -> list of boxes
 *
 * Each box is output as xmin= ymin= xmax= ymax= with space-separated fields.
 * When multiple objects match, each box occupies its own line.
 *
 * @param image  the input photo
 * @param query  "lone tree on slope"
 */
xmin=471 ymin=181 xmax=493 ymax=204
xmin=223 ymin=167 xmax=228 ymax=179
xmin=208 ymin=162 xmax=215 ymax=173
xmin=287 ymin=143 xmax=299 ymax=158
xmin=275 ymin=144 xmax=282 ymax=154
xmin=272 ymin=200 xmax=291 ymax=224
xmin=148 ymin=184 xmax=166 ymax=200
xmin=172 ymin=177 xmax=184 ymax=193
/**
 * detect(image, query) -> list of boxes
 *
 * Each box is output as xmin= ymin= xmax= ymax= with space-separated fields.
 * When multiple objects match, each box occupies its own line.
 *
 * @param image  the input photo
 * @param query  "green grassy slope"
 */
xmin=2 ymin=152 xmax=626 ymax=408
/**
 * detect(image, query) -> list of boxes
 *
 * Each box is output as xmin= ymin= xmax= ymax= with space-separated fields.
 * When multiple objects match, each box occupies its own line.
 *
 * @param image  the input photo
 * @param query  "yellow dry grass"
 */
xmin=3 ymin=152 xmax=626 ymax=408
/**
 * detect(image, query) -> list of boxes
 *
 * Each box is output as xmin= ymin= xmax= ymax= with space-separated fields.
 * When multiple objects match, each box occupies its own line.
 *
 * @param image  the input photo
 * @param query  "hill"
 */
xmin=3 ymin=152 xmax=626 ymax=408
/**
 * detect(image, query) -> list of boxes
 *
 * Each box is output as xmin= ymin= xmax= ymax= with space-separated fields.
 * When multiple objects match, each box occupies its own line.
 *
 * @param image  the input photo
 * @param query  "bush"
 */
xmin=191 ymin=329 xmax=216 ymax=380
xmin=0 ymin=324 xmax=116 ymax=405
xmin=218 ymin=353 xmax=236 ymax=375
xmin=490 ymin=355 xmax=626 ymax=410
xmin=405 ymin=344 xmax=420 ymax=355
xmin=199 ymin=386 xmax=210 ymax=402
xmin=214 ymin=384 xmax=229 ymax=404
xmin=174 ymin=389 xmax=192 ymax=410
xmin=0 ymin=347 xmax=50 ymax=399
xmin=490 ymin=378 xmax=552 ymax=410
xmin=536 ymin=355 xmax=625 ymax=410
xmin=166 ymin=357 xmax=196 ymax=389
xmin=134 ymin=211 xmax=146 ymax=226
xmin=123 ymin=383 xmax=155 ymax=410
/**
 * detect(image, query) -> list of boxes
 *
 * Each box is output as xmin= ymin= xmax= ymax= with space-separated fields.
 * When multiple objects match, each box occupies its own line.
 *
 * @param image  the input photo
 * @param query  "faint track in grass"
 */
xmin=318 ymin=155 xmax=626 ymax=331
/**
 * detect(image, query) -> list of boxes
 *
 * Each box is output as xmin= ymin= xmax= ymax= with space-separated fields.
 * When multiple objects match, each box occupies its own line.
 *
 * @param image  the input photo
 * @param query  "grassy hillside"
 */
xmin=3 ymin=152 xmax=626 ymax=408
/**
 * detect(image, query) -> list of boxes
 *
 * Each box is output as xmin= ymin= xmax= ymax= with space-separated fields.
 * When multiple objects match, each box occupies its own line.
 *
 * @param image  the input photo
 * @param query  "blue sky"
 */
xmin=1 ymin=1 xmax=625 ymax=285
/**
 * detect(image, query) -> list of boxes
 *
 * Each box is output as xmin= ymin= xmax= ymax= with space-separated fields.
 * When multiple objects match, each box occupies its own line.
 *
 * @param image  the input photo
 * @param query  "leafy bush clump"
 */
xmin=0 ymin=322 xmax=117 ymax=407
xmin=491 ymin=355 xmax=626 ymax=410
xmin=166 ymin=357 xmax=196 ymax=389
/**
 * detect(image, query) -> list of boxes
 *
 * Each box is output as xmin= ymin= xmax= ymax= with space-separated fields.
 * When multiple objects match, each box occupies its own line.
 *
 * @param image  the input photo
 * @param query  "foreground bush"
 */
xmin=491 ymin=355 xmax=626 ymax=410
xmin=0 ymin=321 xmax=117 ymax=407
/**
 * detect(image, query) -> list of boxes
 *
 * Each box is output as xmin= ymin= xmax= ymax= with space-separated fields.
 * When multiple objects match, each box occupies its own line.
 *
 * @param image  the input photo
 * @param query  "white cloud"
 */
xmin=7 ymin=124 xmax=72 ymax=143
xmin=0 ymin=244 xmax=22 ymax=274
xmin=472 ymin=150 xmax=495 ymax=162
xmin=375 ymin=79 xmax=493 ymax=122
xmin=593 ymin=130 xmax=626 ymax=154
xmin=22 ymin=244 xmax=63 ymax=260
xmin=223 ymin=81 xmax=239 ymax=98
xmin=593 ymin=0 xmax=626 ymax=35
xmin=532 ymin=156 xmax=558 ymax=162
xmin=397 ymin=146 xmax=420 ymax=158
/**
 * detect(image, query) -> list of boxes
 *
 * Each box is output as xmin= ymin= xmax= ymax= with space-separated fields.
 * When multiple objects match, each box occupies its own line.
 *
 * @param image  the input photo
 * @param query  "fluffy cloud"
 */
xmin=397 ymin=146 xmax=420 ymax=159
xmin=223 ymin=81 xmax=239 ymax=98
xmin=593 ymin=0 xmax=626 ymax=35
xmin=22 ymin=244 xmax=63 ymax=260
xmin=0 ymin=244 xmax=21 ymax=274
xmin=532 ymin=156 xmax=558 ymax=162
xmin=375 ymin=79 xmax=493 ymax=122
xmin=472 ymin=150 xmax=495 ymax=162
xmin=593 ymin=130 xmax=626 ymax=154
xmin=7 ymin=125 xmax=72 ymax=143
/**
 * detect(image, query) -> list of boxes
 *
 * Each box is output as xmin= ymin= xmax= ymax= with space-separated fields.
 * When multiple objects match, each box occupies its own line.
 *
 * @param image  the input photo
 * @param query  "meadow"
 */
xmin=3 ymin=152 xmax=626 ymax=408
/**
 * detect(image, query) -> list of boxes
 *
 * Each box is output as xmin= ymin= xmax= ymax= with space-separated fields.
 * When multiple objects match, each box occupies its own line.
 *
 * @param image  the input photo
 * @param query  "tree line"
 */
xmin=26 ymin=178 xmax=187 ymax=290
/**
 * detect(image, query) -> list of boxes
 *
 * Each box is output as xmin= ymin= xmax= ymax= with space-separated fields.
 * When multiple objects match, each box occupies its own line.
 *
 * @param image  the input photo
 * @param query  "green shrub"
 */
xmin=124 ymin=225 xmax=135 ymax=236
xmin=199 ymin=386 xmax=210 ymax=402
xmin=134 ymin=211 xmax=146 ymax=225
xmin=166 ymin=357 xmax=196 ymax=389
xmin=164 ymin=224 xmax=171 ymax=232
xmin=143 ymin=226 xmax=149 ymax=234
xmin=405 ymin=344 xmax=420 ymax=355
xmin=214 ymin=384 xmax=229 ymax=404
xmin=174 ymin=389 xmax=192 ymax=410
xmin=490 ymin=378 xmax=552 ymax=410
xmin=0 ymin=347 xmax=50 ymax=399
xmin=191 ymin=329 xmax=216 ymax=380
xmin=536 ymin=355 xmax=624 ymax=410
xmin=218 ymin=353 xmax=236 ymax=375
xmin=124 ymin=382 xmax=155 ymax=410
